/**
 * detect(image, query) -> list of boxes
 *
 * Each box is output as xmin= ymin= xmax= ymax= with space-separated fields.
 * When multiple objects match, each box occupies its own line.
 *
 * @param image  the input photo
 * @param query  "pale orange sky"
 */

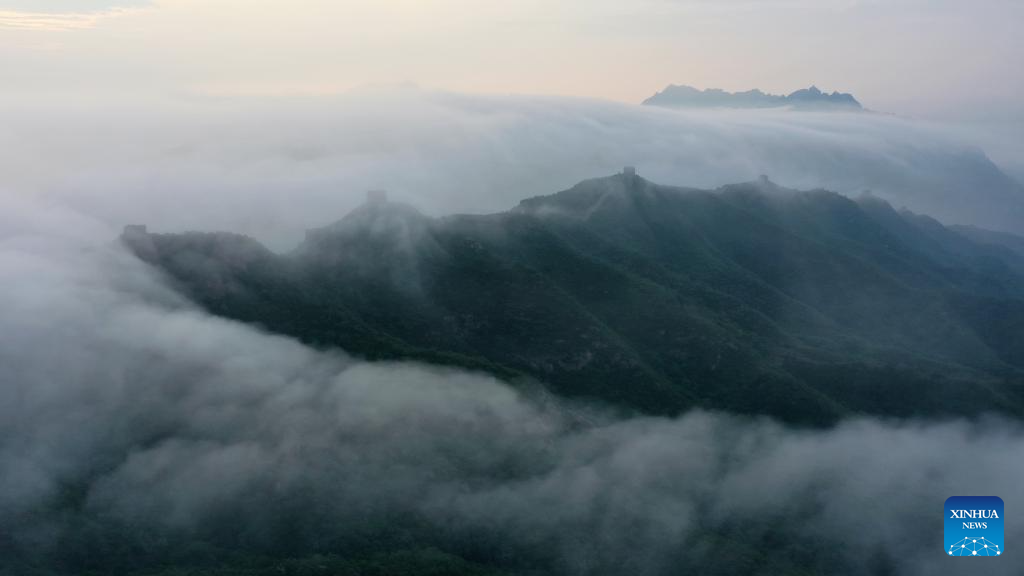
xmin=0 ymin=0 xmax=1022 ymax=119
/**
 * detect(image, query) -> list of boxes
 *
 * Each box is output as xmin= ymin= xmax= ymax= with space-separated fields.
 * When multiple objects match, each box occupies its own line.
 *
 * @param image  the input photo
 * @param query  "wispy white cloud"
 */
xmin=0 ymin=0 xmax=150 ymax=12
xmin=0 ymin=10 xmax=103 ymax=30
xmin=0 ymin=1 xmax=149 ymax=30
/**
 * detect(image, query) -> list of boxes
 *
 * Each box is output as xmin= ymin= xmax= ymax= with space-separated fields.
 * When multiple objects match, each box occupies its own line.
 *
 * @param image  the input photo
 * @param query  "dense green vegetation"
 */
xmin=126 ymin=174 xmax=1024 ymax=424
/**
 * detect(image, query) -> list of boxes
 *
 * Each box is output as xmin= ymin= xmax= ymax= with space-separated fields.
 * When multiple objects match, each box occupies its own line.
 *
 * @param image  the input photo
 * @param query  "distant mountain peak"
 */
xmin=643 ymin=84 xmax=863 ymax=110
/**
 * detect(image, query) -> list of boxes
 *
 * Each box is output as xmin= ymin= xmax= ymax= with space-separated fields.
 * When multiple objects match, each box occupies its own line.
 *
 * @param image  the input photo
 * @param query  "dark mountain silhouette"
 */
xmin=123 ymin=173 xmax=1024 ymax=424
xmin=643 ymin=84 xmax=862 ymax=110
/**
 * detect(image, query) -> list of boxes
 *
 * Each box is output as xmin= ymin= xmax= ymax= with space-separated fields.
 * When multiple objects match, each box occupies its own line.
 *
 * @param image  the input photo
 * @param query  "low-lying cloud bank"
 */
xmin=2 ymin=89 xmax=1022 ymax=249
xmin=1 ymin=196 xmax=1021 ymax=575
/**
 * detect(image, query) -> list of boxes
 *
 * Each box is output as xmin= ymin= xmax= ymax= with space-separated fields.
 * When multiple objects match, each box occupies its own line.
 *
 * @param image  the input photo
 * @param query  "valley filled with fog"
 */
xmin=5 ymin=0 xmax=1024 ymax=573
xmin=3 ymin=89 xmax=1024 ymax=573
xmin=2 ymin=192 xmax=1024 ymax=575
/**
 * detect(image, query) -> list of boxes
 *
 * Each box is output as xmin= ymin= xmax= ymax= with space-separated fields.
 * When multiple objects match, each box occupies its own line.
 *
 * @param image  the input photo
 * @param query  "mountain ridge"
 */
xmin=122 ymin=172 xmax=1024 ymax=424
xmin=643 ymin=84 xmax=863 ymax=110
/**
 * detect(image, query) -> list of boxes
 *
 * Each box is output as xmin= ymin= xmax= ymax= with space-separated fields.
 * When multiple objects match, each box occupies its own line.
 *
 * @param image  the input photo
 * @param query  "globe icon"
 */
xmin=949 ymin=537 xmax=1001 ymax=556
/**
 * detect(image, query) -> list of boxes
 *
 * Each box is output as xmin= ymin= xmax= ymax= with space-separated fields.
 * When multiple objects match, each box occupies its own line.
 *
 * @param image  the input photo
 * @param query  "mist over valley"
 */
xmin=3 ymin=1 xmax=1024 ymax=574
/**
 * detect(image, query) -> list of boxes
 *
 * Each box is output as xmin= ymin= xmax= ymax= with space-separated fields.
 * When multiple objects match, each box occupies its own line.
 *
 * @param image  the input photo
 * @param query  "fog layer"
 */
xmin=2 ymin=89 xmax=1022 ymax=249
xmin=0 ymin=195 xmax=1018 ymax=575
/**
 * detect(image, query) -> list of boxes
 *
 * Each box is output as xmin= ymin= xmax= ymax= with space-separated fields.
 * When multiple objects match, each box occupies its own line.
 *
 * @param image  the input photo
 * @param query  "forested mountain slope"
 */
xmin=123 ymin=173 xmax=1024 ymax=424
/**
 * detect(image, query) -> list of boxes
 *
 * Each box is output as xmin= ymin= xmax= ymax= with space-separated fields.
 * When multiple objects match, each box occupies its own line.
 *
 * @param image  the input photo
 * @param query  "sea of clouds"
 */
xmin=0 ymin=185 xmax=1020 ymax=575
xmin=2 ymin=88 xmax=1022 ymax=250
